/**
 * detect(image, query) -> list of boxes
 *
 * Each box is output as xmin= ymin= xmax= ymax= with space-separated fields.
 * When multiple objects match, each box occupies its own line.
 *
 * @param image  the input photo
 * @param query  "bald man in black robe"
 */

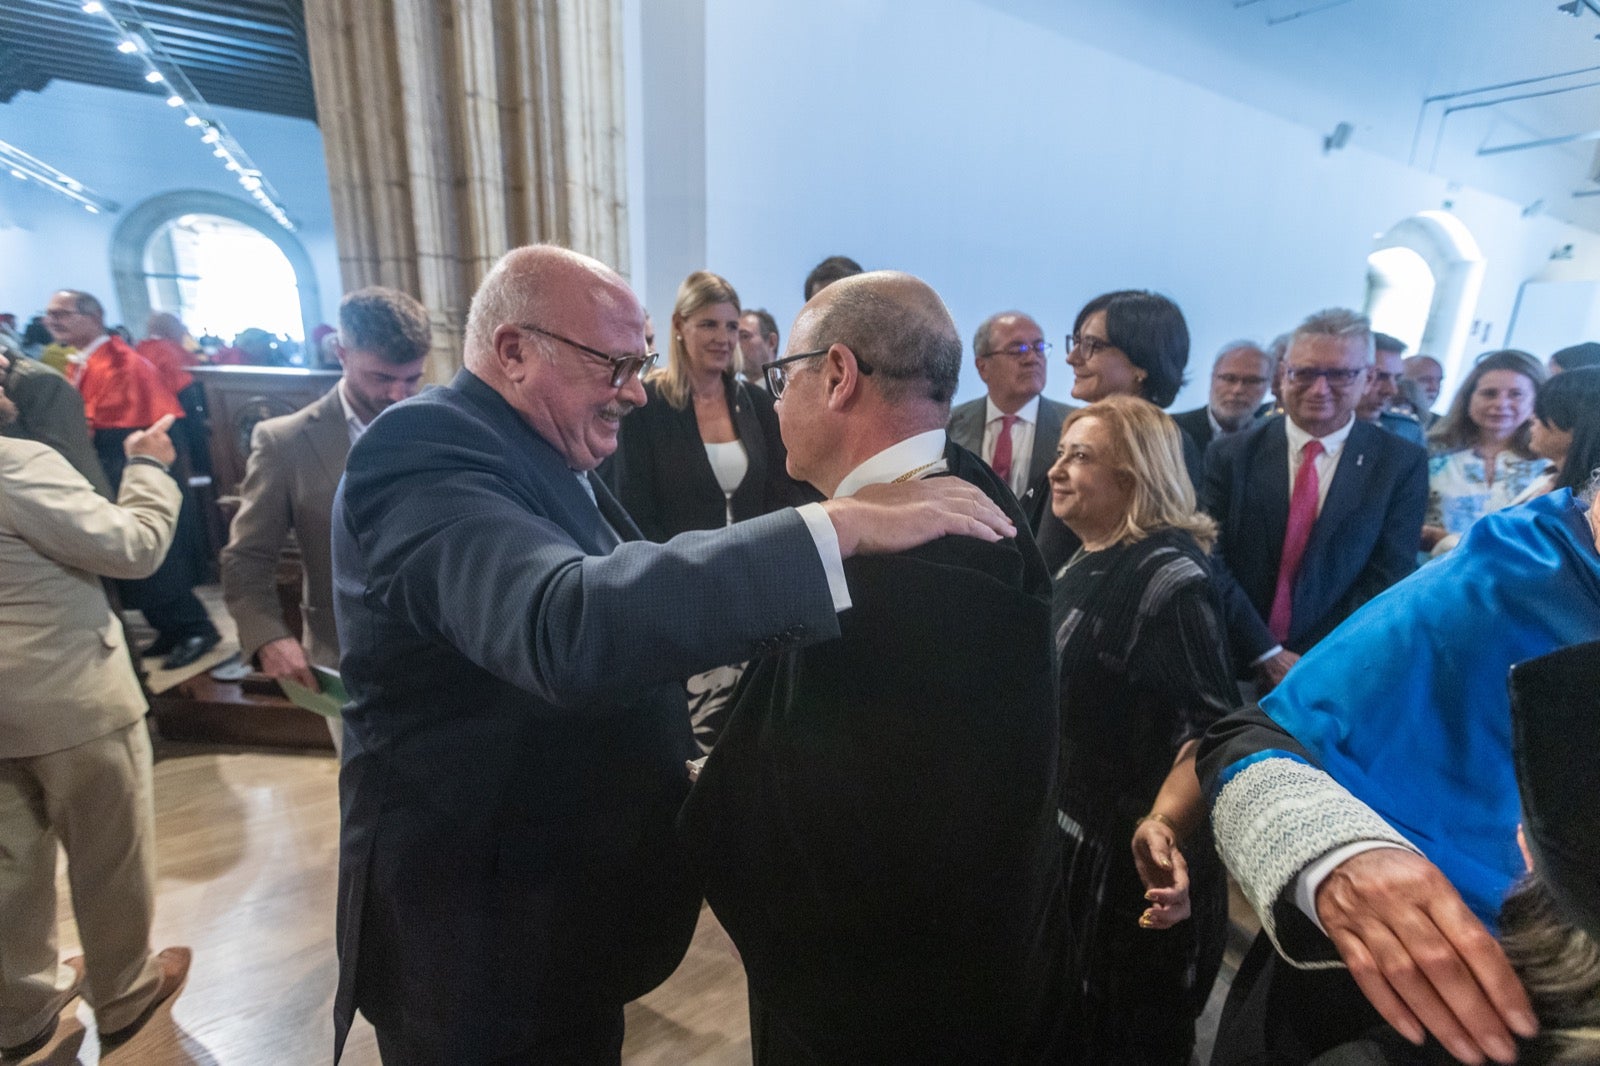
xmin=680 ymin=272 xmax=1065 ymax=1065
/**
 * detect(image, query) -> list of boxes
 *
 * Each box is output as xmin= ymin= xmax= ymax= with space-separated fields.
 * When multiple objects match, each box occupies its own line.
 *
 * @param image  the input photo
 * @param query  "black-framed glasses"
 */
xmin=982 ymin=340 xmax=1053 ymax=359
xmin=762 ymin=347 xmax=874 ymax=398
xmin=1283 ymin=366 xmax=1366 ymax=388
xmin=1068 ymin=333 xmax=1117 ymax=361
xmin=519 ymin=324 xmax=657 ymax=388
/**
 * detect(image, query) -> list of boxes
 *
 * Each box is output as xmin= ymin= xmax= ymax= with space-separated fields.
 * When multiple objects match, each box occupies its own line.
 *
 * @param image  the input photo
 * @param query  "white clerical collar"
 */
xmin=80 ymin=334 xmax=111 ymax=358
xmin=832 ymin=428 xmax=949 ymax=500
xmin=1285 ymin=411 xmax=1356 ymax=456
xmin=984 ymin=394 xmax=1040 ymax=425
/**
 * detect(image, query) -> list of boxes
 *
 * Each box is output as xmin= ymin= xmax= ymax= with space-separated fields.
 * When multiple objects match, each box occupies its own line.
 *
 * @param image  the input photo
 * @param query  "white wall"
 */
xmin=0 ymin=80 xmax=340 ymax=335
xmin=659 ymin=0 xmax=1600 ymax=411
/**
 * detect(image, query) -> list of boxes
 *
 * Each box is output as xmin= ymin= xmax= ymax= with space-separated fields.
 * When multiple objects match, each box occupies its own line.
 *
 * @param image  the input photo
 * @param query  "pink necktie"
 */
xmin=991 ymin=414 xmax=1019 ymax=484
xmin=1268 ymin=439 xmax=1325 ymax=644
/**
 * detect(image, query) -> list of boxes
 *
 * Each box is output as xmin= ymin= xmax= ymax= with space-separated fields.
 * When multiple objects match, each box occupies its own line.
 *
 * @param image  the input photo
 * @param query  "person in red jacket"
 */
xmin=46 ymin=290 xmax=219 ymax=670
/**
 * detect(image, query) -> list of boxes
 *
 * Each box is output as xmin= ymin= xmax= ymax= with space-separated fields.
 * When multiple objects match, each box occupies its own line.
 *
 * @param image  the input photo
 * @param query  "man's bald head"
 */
xmin=465 ymin=245 xmax=642 ymax=380
xmin=792 ymin=270 xmax=961 ymax=409
xmin=463 ymin=244 xmax=649 ymax=471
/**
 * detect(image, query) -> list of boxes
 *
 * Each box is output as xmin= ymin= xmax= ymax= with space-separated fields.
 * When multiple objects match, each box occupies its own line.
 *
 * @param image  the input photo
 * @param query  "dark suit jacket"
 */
xmin=221 ymin=386 xmax=347 ymax=667
xmin=604 ymin=375 xmax=816 ymax=541
xmin=2 ymin=357 xmax=111 ymax=497
xmin=680 ymin=441 xmax=1064 ymax=1064
xmin=1172 ymin=405 xmax=1216 ymax=453
xmin=330 ymin=370 xmax=841 ymax=1062
xmin=947 ymin=393 xmax=1069 ymax=531
xmin=1201 ymin=416 xmax=1427 ymax=661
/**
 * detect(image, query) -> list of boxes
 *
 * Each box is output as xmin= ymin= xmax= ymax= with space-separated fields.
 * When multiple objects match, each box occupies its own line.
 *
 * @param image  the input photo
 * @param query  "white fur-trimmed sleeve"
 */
xmin=1211 ymin=755 xmax=1421 ymax=968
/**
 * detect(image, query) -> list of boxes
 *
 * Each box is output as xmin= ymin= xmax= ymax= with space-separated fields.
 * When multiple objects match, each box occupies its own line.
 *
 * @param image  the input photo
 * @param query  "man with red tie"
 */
xmin=947 ymin=310 xmax=1069 ymax=531
xmin=1201 ymin=308 xmax=1427 ymax=687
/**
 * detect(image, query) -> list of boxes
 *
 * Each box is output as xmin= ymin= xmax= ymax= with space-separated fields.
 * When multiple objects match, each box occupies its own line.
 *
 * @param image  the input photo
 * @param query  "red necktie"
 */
xmin=1268 ymin=439 xmax=1325 ymax=644
xmin=991 ymin=414 xmax=1019 ymax=484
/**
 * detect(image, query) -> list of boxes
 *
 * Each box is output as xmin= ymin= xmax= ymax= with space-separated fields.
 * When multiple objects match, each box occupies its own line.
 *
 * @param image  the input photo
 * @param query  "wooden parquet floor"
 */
xmin=31 ymin=731 xmax=1243 ymax=1064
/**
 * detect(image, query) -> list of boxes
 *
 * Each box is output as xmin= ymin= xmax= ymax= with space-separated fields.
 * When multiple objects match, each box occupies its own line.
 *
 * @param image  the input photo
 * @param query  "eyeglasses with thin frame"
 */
xmin=518 ymin=324 xmax=657 ymax=388
xmin=982 ymin=340 xmax=1053 ymax=359
xmin=763 ymin=347 xmax=875 ymax=398
xmin=1283 ymin=366 xmax=1367 ymax=389
xmin=1214 ymin=373 xmax=1270 ymax=388
xmin=1068 ymin=333 xmax=1117 ymax=361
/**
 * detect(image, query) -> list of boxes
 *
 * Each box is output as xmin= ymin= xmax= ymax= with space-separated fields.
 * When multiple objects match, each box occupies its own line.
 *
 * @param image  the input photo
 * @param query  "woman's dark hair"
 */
xmin=1072 ymin=289 xmax=1189 ymax=407
xmin=1550 ymin=342 xmax=1600 ymax=373
xmin=1532 ymin=368 xmax=1600 ymax=493
xmin=1429 ymin=349 xmax=1546 ymax=455
xmin=1535 ymin=366 xmax=1600 ymax=434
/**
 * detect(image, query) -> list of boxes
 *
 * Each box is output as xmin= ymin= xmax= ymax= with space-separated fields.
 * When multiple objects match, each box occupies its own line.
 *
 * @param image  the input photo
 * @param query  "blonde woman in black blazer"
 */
xmin=605 ymin=270 xmax=816 ymax=748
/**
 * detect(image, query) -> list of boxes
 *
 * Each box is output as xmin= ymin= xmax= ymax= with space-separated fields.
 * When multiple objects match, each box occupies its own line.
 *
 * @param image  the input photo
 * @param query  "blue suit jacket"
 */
xmin=330 ymin=370 xmax=839 ymax=1061
xmin=1202 ymin=415 xmax=1427 ymax=659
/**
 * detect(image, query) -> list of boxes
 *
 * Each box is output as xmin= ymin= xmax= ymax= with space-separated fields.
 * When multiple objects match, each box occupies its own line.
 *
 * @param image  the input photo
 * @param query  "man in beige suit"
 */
xmin=0 ymin=359 xmax=191 ymax=1059
xmin=221 ymin=288 xmax=430 ymax=744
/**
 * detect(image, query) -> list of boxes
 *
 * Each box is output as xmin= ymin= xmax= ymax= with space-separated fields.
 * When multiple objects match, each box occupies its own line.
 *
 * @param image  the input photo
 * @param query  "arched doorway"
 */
xmin=1364 ymin=246 xmax=1435 ymax=353
xmin=1365 ymin=212 xmax=1485 ymax=383
xmin=144 ymin=213 xmax=305 ymax=344
xmin=112 ymin=190 xmax=321 ymax=346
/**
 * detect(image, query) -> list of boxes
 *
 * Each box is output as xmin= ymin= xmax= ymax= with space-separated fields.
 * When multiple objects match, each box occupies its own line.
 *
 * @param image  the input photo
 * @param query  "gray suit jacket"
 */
xmin=221 ymin=385 xmax=347 ymax=668
xmin=0 ymin=440 xmax=179 ymax=757
xmin=947 ymin=394 xmax=1069 ymax=529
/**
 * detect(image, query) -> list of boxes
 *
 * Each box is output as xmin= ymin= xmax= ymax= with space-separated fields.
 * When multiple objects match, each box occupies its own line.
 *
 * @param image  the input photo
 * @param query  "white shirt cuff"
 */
xmin=1295 ymin=841 xmax=1414 ymax=934
xmin=1251 ymin=644 xmax=1285 ymax=667
xmin=796 ymin=502 xmax=852 ymax=612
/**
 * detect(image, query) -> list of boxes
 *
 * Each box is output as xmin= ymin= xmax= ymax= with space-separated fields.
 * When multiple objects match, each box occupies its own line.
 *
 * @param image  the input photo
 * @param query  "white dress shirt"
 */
xmin=981 ymin=396 xmax=1040 ymax=497
xmin=1282 ymin=413 xmax=1356 ymax=517
xmin=1248 ymin=414 xmax=1358 ymax=668
xmin=337 ymin=379 xmax=369 ymax=444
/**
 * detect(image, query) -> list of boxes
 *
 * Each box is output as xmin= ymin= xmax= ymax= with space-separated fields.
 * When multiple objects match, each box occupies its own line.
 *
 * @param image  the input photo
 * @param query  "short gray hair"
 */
xmin=1292 ymin=308 xmax=1374 ymax=362
xmin=808 ymin=273 xmax=961 ymax=406
xmin=1213 ymin=339 xmax=1276 ymax=377
xmin=972 ymin=310 xmax=1035 ymax=359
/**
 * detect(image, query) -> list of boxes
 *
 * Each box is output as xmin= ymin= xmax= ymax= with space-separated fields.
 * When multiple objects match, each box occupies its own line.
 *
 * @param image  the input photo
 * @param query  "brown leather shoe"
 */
xmin=0 ymin=957 xmax=86 ymax=1060
xmin=98 ymin=947 xmax=191 ymax=1048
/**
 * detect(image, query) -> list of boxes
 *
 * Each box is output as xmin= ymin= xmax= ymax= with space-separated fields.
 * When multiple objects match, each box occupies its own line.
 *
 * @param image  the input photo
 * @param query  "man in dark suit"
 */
xmin=683 ymin=273 xmax=1063 ymax=1064
xmin=222 ymin=287 xmax=430 ymax=750
xmin=1172 ymin=339 xmax=1274 ymax=452
xmin=329 ymin=245 xmax=1017 ymax=1063
xmin=947 ymin=310 xmax=1069 ymax=529
xmin=1202 ymin=308 xmax=1427 ymax=686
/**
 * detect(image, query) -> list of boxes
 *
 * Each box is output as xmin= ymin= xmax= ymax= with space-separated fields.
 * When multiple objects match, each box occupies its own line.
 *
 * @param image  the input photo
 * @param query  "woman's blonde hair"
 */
xmin=1500 ymin=874 xmax=1600 ymax=1064
xmin=1059 ymin=394 xmax=1216 ymax=551
xmin=652 ymin=270 xmax=740 ymax=410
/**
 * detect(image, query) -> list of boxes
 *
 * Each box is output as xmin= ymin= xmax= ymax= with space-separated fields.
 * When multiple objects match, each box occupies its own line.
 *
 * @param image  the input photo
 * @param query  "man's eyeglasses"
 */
xmin=1283 ymin=366 xmax=1366 ymax=388
xmin=1068 ymin=334 xmax=1117 ymax=361
xmin=982 ymin=340 xmax=1053 ymax=359
xmin=518 ymin=324 xmax=657 ymax=388
xmin=763 ymin=347 xmax=875 ymax=398
xmin=1214 ymin=373 xmax=1269 ymax=388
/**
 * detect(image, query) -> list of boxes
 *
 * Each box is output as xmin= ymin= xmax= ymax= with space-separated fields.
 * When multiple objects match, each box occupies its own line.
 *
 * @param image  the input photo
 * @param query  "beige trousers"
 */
xmin=0 ymin=721 xmax=163 ymax=1043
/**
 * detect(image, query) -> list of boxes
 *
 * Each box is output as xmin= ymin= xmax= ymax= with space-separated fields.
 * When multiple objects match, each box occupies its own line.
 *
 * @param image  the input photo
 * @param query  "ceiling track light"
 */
xmin=0 ymin=138 xmax=119 ymax=214
xmin=80 ymin=0 xmax=296 ymax=231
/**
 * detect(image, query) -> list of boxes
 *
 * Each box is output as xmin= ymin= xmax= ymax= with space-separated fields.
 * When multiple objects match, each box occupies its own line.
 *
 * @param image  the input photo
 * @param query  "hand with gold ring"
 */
xmin=1131 ymin=813 xmax=1191 ymax=929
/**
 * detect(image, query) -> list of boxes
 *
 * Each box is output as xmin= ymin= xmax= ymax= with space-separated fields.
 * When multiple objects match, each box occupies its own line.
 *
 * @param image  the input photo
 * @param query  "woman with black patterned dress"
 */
xmin=1047 ymin=394 xmax=1242 ymax=1064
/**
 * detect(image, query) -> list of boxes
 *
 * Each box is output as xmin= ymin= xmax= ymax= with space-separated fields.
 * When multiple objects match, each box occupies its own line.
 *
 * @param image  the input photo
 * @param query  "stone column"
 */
xmin=304 ymin=0 xmax=628 ymax=374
